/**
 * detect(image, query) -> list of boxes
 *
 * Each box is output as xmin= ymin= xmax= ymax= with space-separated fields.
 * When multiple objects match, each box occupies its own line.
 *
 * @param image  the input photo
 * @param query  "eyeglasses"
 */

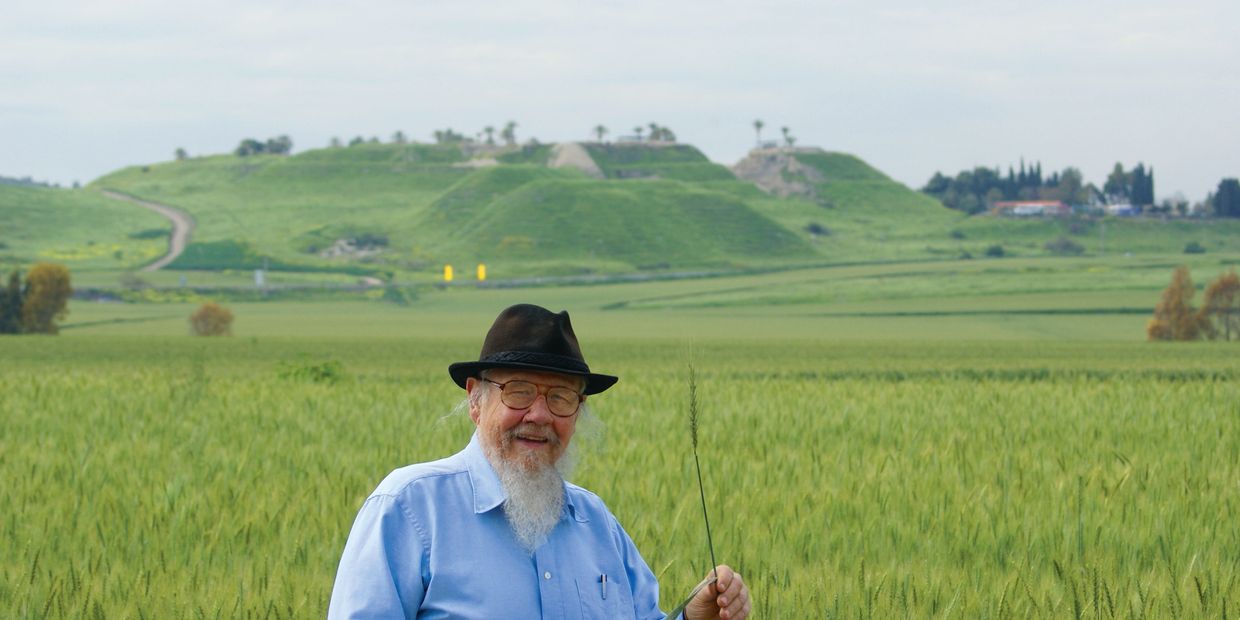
xmin=483 ymin=378 xmax=584 ymax=418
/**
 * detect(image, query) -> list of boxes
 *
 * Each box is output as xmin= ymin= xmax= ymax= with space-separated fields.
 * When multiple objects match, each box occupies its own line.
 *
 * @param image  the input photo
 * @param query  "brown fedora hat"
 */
xmin=448 ymin=304 xmax=619 ymax=395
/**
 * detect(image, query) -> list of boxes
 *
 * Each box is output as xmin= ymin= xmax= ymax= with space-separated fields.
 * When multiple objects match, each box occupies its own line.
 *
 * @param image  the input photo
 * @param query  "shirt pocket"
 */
xmin=575 ymin=575 xmax=636 ymax=620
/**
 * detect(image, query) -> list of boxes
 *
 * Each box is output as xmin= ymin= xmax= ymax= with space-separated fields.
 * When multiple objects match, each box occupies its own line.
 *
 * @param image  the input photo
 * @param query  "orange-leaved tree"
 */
xmin=21 ymin=263 xmax=72 ymax=334
xmin=1147 ymin=265 xmax=1207 ymax=341
xmin=190 ymin=302 xmax=234 ymax=336
xmin=1199 ymin=268 xmax=1240 ymax=341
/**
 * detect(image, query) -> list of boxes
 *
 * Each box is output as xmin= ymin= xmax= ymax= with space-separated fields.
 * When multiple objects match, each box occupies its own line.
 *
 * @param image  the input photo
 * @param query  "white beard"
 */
xmin=492 ymin=455 xmax=566 ymax=553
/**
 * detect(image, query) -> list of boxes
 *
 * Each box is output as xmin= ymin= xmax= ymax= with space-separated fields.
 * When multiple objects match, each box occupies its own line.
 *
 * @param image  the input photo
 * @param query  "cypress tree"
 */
xmin=1216 ymin=179 xmax=1240 ymax=218
xmin=0 ymin=270 xmax=22 ymax=334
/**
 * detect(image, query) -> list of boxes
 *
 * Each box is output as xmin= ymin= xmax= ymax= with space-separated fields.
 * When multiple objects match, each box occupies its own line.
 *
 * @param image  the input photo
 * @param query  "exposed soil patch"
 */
xmin=549 ymin=142 xmax=604 ymax=179
xmin=731 ymin=147 xmax=825 ymax=198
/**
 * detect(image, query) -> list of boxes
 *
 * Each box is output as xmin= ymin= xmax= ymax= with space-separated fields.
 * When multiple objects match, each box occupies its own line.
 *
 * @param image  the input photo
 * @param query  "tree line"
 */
xmin=0 ymin=263 xmax=72 ymax=335
xmin=233 ymin=135 xmax=294 ymax=157
xmin=923 ymin=160 xmax=1109 ymax=214
xmin=589 ymin=122 xmax=680 ymax=143
xmin=925 ymin=160 xmax=1240 ymax=219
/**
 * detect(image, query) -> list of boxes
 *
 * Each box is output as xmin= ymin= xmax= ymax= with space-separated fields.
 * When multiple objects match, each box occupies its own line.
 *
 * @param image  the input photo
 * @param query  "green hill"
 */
xmin=91 ymin=142 xmax=819 ymax=278
xmin=0 ymin=140 xmax=1218 ymax=287
xmin=0 ymin=184 xmax=167 ymax=273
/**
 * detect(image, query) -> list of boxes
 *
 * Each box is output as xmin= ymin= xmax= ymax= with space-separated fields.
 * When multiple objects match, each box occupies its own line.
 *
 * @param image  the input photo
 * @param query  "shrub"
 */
xmin=381 ymin=286 xmax=418 ymax=306
xmin=984 ymin=245 xmax=1005 ymax=258
xmin=21 ymin=263 xmax=72 ymax=334
xmin=949 ymin=230 xmax=965 ymax=240
xmin=1044 ymin=236 xmax=1085 ymax=256
xmin=118 ymin=273 xmax=150 ymax=290
xmin=190 ymin=302 xmax=234 ymax=336
xmin=278 ymin=359 xmax=345 ymax=384
xmin=1183 ymin=241 xmax=1206 ymax=254
xmin=805 ymin=222 xmax=830 ymax=236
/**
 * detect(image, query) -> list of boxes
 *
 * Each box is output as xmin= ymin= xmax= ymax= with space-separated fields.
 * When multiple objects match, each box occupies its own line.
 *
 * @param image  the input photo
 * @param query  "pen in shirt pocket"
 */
xmin=599 ymin=574 xmax=607 ymax=600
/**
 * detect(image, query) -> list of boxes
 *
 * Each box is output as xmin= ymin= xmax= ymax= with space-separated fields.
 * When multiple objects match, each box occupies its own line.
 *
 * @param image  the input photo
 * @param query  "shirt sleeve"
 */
xmin=328 ymin=494 xmax=427 ymax=620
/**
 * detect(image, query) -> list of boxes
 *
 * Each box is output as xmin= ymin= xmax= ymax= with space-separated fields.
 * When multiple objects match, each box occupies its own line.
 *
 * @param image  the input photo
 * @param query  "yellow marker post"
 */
xmin=477 ymin=263 xmax=487 ymax=282
xmin=443 ymin=264 xmax=454 ymax=282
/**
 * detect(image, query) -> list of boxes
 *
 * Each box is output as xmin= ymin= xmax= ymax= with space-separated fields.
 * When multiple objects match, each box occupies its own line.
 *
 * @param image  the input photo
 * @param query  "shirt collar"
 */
xmin=464 ymin=432 xmax=584 ymax=522
xmin=465 ymin=433 xmax=507 ymax=514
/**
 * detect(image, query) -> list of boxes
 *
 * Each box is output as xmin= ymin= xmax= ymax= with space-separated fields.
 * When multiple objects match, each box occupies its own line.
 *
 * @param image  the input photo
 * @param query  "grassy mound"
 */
xmin=432 ymin=178 xmax=813 ymax=269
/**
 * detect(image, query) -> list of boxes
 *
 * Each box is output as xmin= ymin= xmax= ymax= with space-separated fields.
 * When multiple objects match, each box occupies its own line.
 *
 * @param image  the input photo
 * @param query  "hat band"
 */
xmin=481 ymin=350 xmax=591 ymax=374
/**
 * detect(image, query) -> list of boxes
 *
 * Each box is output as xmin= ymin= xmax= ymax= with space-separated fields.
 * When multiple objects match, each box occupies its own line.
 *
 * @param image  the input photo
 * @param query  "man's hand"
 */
xmin=683 ymin=565 xmax=749 ymax=620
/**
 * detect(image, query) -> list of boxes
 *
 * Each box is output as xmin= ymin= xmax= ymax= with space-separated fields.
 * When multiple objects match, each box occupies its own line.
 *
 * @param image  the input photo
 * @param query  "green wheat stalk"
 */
xmin=688 ymin=363 xmax=719 ymax=580
xmin=669 ymin=363 xmax=720 ymax=618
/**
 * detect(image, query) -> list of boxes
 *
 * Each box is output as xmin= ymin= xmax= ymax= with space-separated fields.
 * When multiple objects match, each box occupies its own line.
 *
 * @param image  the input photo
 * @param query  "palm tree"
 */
xmin=392 ymin=130 xmax=407 ymax=144
xmin=753 ymin=119 xmax=764 ymax=146
xmin=648 ymin=122 xmax=659 ymax=142
xmin=501 ymin=121 xmax=517 ymax=146
xmin=634 ymin=126 xmax=644 ymax=141
xmin=781 ymin=126 xmax=795 ymax=147
xmin=593 ymin=125 xmax=608 ymax=142
xmin=483 ymin=126 xmax=496 ymax=146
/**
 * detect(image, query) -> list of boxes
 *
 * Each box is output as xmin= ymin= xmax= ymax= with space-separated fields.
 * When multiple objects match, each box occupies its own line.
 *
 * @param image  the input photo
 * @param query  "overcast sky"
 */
xmin=3 ymin=0 xmax=1237 ymax=200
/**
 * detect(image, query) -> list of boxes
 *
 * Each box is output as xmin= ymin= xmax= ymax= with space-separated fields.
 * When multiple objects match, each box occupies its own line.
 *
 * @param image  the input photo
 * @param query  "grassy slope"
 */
xmin=94 ymin=143 xmax=816 ymax=277
xmin=0 ymin=184 xmax=167 ymax=273
xmin=19 ymin=140 xmax=1231 ymax=289
xmin=94 ymin=145 xmax=469 ymax=271
xmin=957 ymin=214 xmax=1240 ymax=256
xmin=740 ymin=151 xmax=971 ymax=263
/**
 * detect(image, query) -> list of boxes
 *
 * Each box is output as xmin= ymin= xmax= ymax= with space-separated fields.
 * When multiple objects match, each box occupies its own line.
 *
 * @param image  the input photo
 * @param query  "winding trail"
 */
xmin=101 ymin=190 xmax=195 ymax=271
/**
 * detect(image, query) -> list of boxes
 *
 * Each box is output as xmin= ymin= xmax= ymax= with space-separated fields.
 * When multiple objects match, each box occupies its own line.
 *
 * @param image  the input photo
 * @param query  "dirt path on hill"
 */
xmin=549 ymin=142 xmax=605 ymax=179
xmin=101 ymin=190 xmax=195 ymax=272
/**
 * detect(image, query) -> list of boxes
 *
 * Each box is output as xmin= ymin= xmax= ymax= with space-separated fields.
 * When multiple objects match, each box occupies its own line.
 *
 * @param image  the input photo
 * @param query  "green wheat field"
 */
xmin=3 ymin=324 xmax=1239 ymax=618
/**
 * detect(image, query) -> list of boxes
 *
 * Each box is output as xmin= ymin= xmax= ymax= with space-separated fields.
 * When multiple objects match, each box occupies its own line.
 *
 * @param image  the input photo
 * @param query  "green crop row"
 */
xmin=2 ymin=337 xmax=1239 ymax=617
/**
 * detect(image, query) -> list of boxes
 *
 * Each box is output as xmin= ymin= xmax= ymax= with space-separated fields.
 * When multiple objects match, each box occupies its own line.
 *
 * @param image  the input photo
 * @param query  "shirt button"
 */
xmin=543 ymin=572 xmax=552 ymax=580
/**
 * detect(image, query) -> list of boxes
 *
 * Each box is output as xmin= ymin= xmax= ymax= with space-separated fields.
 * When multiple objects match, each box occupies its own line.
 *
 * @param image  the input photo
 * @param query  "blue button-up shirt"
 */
xmin=328 ymin=433 xmax=670 ymax=619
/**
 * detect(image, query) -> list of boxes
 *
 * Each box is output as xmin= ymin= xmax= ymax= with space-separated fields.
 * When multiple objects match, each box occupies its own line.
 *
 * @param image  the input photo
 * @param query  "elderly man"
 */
xmin=329 ymin=304 xmax=749 ymax=619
